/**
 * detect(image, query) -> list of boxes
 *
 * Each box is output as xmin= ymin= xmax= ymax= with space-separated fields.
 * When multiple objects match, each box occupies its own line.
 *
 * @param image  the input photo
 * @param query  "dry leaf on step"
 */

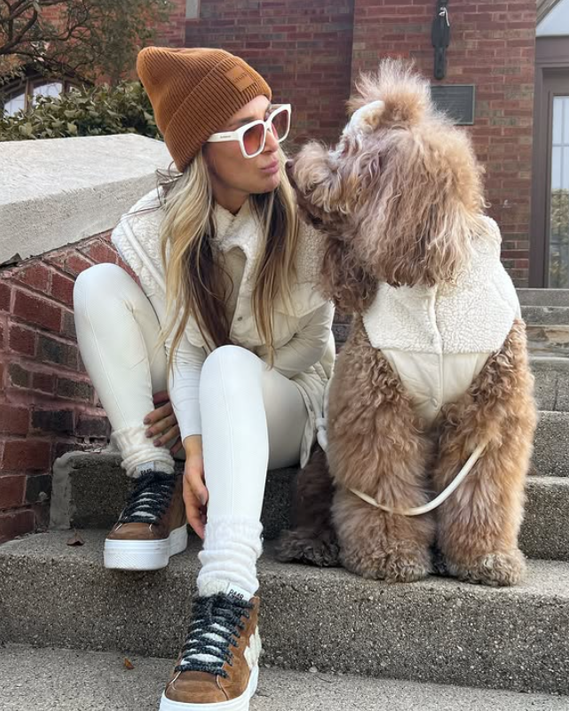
xmin=66 ymin=530 xmax=85 ymax=546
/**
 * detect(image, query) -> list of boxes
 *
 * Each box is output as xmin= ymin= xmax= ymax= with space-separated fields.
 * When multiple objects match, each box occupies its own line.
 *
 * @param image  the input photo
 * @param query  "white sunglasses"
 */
xmin=207 ymin=104 xmax=291 ymax=159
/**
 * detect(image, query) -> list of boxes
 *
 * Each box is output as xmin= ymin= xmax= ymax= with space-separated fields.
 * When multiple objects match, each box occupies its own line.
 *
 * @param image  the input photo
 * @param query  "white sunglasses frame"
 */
xmin=207 ymin=104 xmax=292 ymax=159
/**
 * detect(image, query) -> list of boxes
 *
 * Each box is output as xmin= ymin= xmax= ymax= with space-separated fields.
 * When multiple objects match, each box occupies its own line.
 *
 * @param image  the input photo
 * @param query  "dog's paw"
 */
xmin=274 ymin=528 xmax=340 ymax=567
xmin=341 ymin=547 xmax=431 ymax=583
xmin=447 ymin=549 xmax=526 ymax=587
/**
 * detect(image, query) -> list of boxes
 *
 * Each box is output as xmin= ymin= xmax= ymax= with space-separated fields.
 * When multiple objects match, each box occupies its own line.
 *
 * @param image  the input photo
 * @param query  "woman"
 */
xmin=73 ymin=46 xmax=335 ymax=711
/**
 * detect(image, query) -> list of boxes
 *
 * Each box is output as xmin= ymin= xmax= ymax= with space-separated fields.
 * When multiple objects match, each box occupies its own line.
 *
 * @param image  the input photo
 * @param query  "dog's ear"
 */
xmin=347 ymin=59 xmax=430 ymax=129
xmin=321 ymin=237 xmax=377 ymax=313
xmin=344 ymin=100 xmax=386 ymax=136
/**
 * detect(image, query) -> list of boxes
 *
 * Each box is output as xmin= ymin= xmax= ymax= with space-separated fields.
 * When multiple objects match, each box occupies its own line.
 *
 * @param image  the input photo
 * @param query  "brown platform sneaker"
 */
xmin=104 ymin=470 xmax=187 ymax=571
xmin=159 ymin=587 xmax=261 ymax=711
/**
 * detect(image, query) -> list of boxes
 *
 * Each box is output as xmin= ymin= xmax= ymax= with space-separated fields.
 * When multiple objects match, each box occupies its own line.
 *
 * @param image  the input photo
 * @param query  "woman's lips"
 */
xmin=260 ymin=161 xmax=279 ymax=175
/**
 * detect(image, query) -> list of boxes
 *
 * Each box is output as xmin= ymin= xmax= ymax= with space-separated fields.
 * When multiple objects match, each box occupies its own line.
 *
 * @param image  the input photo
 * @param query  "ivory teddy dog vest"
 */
xmin=363 ymin=216 xmax=520 ymax=426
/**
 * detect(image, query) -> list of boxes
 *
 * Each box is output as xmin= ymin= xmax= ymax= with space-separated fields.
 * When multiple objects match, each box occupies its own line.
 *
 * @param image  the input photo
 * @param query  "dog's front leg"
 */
xmin=433 ymin=321 xmax=537 ymax=587
xmin=327 ymin=323 xmax=435 ymax=582
xmin=332 ymin=487 xmax=435 ymax=583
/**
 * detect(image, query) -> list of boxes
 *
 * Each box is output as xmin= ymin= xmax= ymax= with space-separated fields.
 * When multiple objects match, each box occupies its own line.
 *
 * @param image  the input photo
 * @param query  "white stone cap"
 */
xmin=0 ymin=133 xmax=173 ymax=264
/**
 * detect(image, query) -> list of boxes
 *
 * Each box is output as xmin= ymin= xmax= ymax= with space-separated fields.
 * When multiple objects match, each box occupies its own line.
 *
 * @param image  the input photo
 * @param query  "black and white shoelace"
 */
xmin=118 ymin=471 xmax=177 ymax=525
xmin=175 ymin=593 xmax=254 ymax=678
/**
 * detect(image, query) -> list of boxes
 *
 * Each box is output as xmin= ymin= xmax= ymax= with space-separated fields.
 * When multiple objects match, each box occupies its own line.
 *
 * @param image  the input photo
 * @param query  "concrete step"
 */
xmin=527 ymin=325 xmax=569 ymax=356
xmin=49 ymin=452 xmax=295 ymax=541
xmin=531 ymin=357 xmax=569 ymax=411
xmin=1 ymin=531 xmax=568 ymax=695
xmin=523 ymin=304 xmax=569 ymax=326
xmin=517 ymin=288 xmax=569 ymax=307
xmin=49 ymin=452 xmax=569 ymax=561
xmin=1 ymin=644 xmax=567 ymax=711
xmin=533 ymin=410 xmax=569 ymax=477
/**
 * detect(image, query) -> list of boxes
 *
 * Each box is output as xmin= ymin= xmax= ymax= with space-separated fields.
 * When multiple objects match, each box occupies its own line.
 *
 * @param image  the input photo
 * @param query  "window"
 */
xmin=2 ymin=77 xmax=76 ymax=117
xmin=186 ymin=0 xmax=199 ymax=19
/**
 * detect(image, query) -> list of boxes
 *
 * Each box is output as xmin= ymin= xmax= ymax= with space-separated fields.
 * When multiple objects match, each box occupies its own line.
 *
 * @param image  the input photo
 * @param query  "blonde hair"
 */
xmin=157 ymin=147 xmax=299 ymax=377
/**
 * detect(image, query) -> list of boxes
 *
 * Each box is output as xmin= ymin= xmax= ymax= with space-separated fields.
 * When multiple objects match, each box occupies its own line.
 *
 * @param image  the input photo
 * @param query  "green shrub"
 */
xmin=0 ymin=81 xmax=161 ymax=141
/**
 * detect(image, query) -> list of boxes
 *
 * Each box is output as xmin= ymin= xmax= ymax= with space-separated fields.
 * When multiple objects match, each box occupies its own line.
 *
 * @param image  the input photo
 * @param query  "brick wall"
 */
xmin=349 ymin=0 xmax=536 ymax=287
xmin=184 ymin=0 xmax=355 ymax=148
xmin=0 ymin=234 xmax=126 ymax=542
xmin=181 ymin=0 xmax=535 ymax=286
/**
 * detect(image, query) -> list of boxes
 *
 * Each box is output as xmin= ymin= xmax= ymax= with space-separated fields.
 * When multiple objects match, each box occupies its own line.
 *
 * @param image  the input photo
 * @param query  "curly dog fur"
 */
xmin=277 ymin=60 xmax=537 ymax=586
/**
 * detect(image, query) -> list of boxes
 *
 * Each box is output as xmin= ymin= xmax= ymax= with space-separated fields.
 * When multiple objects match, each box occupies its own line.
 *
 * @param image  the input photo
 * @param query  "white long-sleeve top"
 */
xmin=111 ymin=188 xmax=335 ymax=466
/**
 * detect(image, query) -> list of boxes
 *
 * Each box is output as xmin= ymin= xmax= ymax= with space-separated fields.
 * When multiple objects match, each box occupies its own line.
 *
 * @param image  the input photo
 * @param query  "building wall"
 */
xmin=351 ymin=0 xmax=536 ymax=285
xmin=184 ymin=0 xmax=355 ymax=148
xmin=0 ymin=233 xmax=131 ymax=543
xmin=180 ymin=0 xmax=536 ymax=285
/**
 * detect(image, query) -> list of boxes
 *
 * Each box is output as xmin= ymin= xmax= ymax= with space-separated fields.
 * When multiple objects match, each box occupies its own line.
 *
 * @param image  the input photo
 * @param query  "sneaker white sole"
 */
xmin=104 ymin=524 xmax=188 ymax=571
xmin=158 ymin=664 xmax=259 ymax=711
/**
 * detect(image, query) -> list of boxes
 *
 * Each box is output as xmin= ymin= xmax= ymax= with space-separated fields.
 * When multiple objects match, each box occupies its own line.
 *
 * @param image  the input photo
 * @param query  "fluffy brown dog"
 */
xmin=277 ymin=61 xmax=537 ymax=587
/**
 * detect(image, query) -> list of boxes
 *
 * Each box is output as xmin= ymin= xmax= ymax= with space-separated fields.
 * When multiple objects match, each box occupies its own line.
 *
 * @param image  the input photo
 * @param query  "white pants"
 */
xmin=73 ymin=263 xmax=308 ymax=595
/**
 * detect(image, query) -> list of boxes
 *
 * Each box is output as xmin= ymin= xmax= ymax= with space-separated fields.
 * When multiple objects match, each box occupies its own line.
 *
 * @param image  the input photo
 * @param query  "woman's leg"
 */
xmin=74 ymin=263 xmax=176 ymax=475
xmin=197 ymin=345 xmax=308 ymax=597
xmin=73 ymin=263 xmax=186 ymax=570
xmin=160 ymin=345 xmax=308 ymax=711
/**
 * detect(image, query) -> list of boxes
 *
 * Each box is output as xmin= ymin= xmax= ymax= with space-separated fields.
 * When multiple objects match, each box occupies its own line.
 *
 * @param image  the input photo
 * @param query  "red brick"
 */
xmin=32 ymin=370 xmax=56 ymax=394
xmin=9 ymin=324 xmax=36 ymax=356
xmin=14 ymin=263 xmax=51 ymax=292
xmin=38 ymin=334 xmax=78 ymax=370
xmin=64 ymin=254 xmax=94 ymax=277
xmin=61 ymin=310 xmax=77 ymax=339
xmin=8 ymin=363 xmax=30 ymax=388
xmin=0 ymin=475 xmax=26 ymax=509
xmin=80 ymin=240 xmax=118 ymax=265
xmin=0 ymin=282 xmax=11 ymax=312
xmin=0 ymin=508 xmax=35 ymax=542
xmin=56 ymin=376 xmax=93 ymax=401
xmin=2 ymin=439 xmax=51 ymax=471
xmin=13 ymin=290 xmax=62 ymax=332
xmin=50 ymin=272 xmax=75 ymax=307
xmin=0 ymin=405 xmax=29 ymax=435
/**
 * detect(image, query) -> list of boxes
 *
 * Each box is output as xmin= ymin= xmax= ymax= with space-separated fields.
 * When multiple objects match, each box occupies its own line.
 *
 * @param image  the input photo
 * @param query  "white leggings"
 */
xmin=73 ymin=263 xmax=308 ymax=595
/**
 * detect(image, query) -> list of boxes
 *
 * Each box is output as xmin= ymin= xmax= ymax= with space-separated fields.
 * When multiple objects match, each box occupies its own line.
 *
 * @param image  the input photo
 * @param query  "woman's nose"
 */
xmin=264 ymin=128 xmax=279 ymax=152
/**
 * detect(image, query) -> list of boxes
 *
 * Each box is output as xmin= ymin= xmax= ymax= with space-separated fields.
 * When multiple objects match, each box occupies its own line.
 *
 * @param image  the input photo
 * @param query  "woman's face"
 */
xmin=204 ymin=95 xmax=282 ymax=213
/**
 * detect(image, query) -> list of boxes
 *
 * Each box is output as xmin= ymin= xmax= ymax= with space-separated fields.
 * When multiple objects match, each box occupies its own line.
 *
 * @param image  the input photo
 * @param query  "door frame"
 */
xmin=530 ymin=37 xmax=569 ymax=287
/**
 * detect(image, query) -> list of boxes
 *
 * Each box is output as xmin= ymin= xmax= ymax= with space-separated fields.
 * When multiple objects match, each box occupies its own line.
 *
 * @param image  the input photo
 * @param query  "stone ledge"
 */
xmin=0 ymin=134 xmax=172 ymax=264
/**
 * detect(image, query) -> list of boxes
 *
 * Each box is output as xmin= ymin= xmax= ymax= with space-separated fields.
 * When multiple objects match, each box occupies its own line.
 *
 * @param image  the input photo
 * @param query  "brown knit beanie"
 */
xmin=136 ymin=47 xmax=272 ymax=172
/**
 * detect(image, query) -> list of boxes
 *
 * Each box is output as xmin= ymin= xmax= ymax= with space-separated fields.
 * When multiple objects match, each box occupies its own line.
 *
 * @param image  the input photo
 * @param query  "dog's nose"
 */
xmin=285 ymin=159 xmax=296 ymax=186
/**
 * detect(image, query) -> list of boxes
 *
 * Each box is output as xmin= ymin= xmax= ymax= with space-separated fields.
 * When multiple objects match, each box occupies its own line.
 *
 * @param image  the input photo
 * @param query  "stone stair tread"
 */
xmin=517 ymin=289 xmax=569 ymax=307
xmin=522 ymin=304 xmax=569 ymax=325
xmin=3 ymin=529 xmax=568 ymax=597
xmin=2 ymin=530 xmax=569 ymax=694
xmin=1 ymin=644 xmax=566 ymax=711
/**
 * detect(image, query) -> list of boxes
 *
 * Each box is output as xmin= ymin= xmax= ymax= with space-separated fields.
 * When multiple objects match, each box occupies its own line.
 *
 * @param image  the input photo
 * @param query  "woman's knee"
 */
xmin=200 ymin=346 xmax=262 ymax=399
xmin=73 ymin=263 xmax=134 ymax=310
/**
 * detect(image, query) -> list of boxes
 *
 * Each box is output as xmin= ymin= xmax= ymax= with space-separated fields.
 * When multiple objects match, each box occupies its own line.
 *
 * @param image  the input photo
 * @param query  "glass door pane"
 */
xmin=549 ymin=95 xmax=569 ymax=287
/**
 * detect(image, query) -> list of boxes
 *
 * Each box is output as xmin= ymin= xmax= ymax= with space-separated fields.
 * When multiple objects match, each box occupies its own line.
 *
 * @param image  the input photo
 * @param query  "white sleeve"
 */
xmin=147 ymin=292 xmax=205 ymax=441
xmin=271 ymin=301 xmax=335 ymax=378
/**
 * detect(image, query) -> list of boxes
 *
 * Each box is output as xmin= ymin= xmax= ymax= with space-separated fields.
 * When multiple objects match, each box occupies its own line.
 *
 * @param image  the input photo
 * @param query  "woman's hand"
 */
xmin=183 ymin=435 xmax=209 ymax=539
xmin=143 ymin=390 xmax=183 ymax=456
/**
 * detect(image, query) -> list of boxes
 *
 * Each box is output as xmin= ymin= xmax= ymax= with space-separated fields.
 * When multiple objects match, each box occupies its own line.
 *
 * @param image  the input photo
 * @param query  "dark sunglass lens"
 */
xmin=242 ymin=123 xmax=264 ymax=155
